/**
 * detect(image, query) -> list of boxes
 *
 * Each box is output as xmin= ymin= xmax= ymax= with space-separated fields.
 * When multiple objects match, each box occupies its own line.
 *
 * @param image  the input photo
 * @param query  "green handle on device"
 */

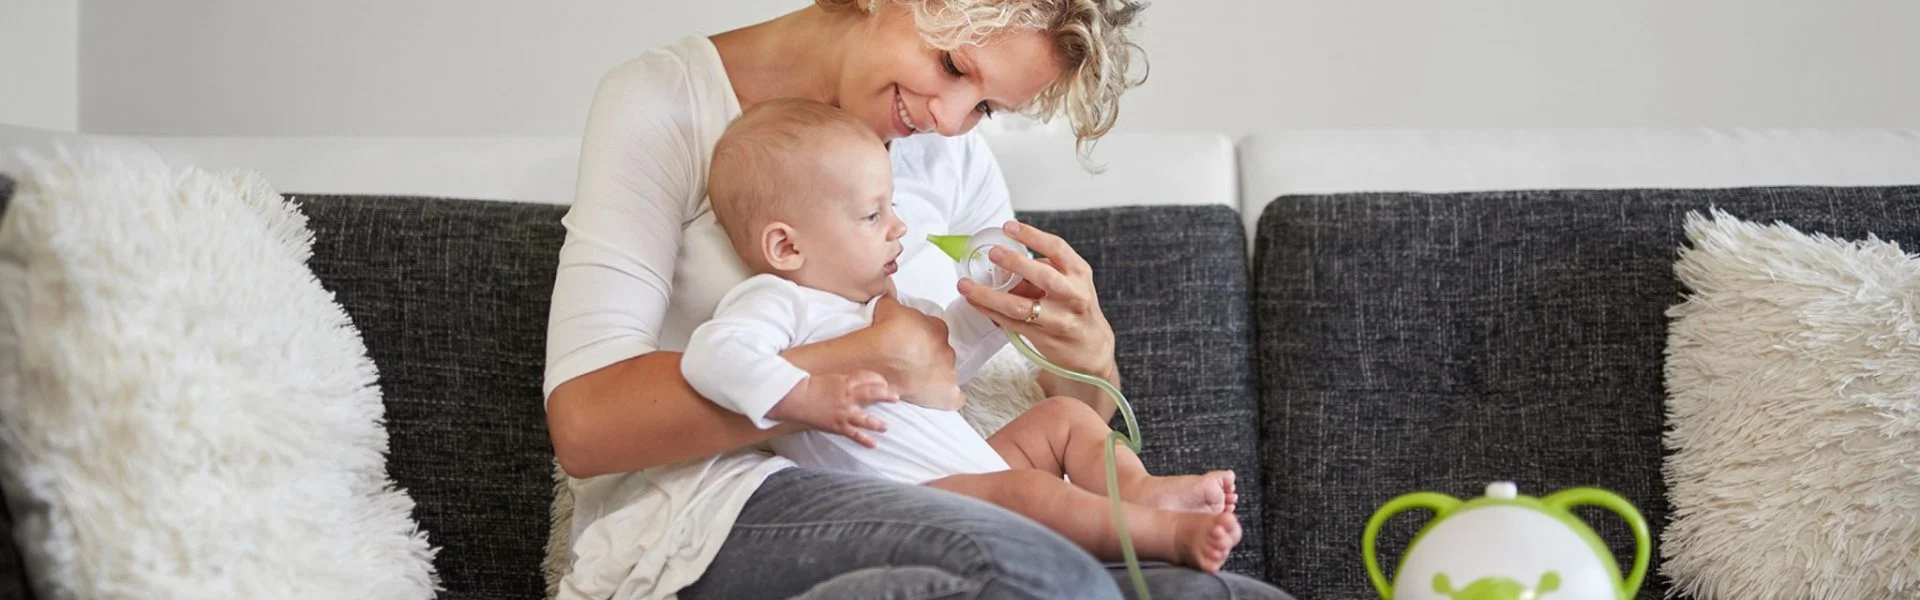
xmin=1362 ymin=492 xmax=1463 ymax=599
xmin=1542 ymin=488 xmax=1650 ymax=600
xmin=927 ymin=234 xmax=973 ymax=262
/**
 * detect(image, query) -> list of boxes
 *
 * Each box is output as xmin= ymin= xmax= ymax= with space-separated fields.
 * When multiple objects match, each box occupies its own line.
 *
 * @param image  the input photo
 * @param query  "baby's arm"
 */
xmin=684 ymin=277 xmax=898 ymax=446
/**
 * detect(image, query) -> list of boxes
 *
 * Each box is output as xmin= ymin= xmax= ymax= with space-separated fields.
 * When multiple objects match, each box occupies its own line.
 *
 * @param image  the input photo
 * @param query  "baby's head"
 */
xmin=710 ymin=98 xmax=906 ymax=302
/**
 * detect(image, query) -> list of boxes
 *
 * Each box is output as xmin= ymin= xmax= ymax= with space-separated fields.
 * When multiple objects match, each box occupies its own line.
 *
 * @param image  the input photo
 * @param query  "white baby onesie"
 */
xmin=682 ymin=274 xmax=1013 ymax=483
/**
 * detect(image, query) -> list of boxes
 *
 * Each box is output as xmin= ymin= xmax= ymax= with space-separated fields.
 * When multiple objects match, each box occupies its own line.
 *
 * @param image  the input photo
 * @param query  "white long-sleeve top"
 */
xmin=682 ymin=274 xmax=1011 ymax=483
xmin=543 ymin=36 xmax=1017 ymax=600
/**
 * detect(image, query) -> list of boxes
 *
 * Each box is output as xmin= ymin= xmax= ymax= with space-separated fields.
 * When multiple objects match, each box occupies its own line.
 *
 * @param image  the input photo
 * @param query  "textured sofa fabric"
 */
xmin=1253 ymin=186 xmax=1920 ymax=600
xmin=0 ymin=498 xmax=26 ymax=600
xmin=296 ymin=195 xmax=567 ymax=600
xmin=1021 ymin=206 xmax=1264 ymax=576
xmin=287 ymin=196 xmax=1263 ymax=597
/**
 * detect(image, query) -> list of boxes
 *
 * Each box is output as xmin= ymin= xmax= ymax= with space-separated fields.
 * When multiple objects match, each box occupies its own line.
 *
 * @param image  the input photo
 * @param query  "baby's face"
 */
xmin=789 ymin=140 xmax=905 ymax=301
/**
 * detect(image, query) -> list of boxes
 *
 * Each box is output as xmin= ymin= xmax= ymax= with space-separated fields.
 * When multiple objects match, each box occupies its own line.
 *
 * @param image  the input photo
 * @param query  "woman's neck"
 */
xmin=711 ymin=6 xmax=858 ymax=111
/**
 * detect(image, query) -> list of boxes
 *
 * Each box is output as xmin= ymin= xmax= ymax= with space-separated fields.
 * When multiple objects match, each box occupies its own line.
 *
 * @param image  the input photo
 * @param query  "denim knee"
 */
xmin=931 ymin=509 xmax=1119 ymax=600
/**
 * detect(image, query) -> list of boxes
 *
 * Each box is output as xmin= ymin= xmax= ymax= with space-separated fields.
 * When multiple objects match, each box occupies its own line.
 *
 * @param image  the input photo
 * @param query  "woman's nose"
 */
xmin=929 ymin=94 xmax=981 ymax=136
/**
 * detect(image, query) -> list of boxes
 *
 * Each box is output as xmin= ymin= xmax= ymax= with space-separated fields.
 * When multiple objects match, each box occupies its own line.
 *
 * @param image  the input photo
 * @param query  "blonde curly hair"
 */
xmin=817 ymin=0 xmax=1147 ymax=161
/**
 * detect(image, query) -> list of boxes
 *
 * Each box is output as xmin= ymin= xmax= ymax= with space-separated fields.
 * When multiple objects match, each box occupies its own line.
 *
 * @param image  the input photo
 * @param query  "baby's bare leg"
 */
xmin=928 ymin=469 xmax=1240 ymax=573
xmin=987 ymin=396 xmax=1148 ymax=487
xmin=987 ymin=397 xmax=1238 ymax=514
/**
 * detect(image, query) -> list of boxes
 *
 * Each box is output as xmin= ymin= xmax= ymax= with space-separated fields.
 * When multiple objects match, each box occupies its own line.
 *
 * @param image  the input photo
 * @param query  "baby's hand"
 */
xmin=907 ymin=383 xmax=967 ymax=412
xmin=770 ymin=371 xmax=897 ymax=448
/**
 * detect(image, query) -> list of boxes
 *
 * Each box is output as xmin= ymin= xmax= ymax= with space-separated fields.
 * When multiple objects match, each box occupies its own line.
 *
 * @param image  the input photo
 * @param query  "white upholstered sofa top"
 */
xmin=6 ymin=125 xmax=1920 ymax=231
xmin=0 ymin=127 xmax=1238 ymax=213
xmin=1237 ymin=129 xmax=1920 ymax=239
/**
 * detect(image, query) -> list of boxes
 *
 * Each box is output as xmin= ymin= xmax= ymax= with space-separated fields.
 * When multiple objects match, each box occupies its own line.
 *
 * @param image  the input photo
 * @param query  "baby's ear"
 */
xmin=763 ymin=222 xmax=804 ymax=272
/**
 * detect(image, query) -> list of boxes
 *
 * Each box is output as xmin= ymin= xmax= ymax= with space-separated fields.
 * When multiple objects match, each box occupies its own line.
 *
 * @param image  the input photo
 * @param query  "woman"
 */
xmin=544 ymin=1 xmax=1295 ymax=598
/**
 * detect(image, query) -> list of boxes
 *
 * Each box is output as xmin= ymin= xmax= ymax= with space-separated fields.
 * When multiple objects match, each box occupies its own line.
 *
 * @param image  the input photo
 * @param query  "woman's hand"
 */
xmin=957 ymin=221 xmax=1121 ymax=407
xmin=862 ymin=292 xmax=964 ymax=408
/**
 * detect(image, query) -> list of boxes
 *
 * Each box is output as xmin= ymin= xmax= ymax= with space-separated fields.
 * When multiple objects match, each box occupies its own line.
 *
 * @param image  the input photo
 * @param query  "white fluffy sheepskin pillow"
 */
xmin=1664 ymin=209 xmax=1920 ymax=599
xmin=0 ymin=151 xmax=438 ymax=599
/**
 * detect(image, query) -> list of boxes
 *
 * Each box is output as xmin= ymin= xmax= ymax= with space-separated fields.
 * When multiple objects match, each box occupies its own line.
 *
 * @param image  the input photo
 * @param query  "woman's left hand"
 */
xmin=957 ymin=220 xmax=1119 ymax=388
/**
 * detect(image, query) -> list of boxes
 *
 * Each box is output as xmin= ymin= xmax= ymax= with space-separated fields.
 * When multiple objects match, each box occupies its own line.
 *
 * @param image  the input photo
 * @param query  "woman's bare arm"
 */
xmin=550 ymin=331 xmax=882 ymax=478
xmin=548 ymin=294 xmax=957 ymax=478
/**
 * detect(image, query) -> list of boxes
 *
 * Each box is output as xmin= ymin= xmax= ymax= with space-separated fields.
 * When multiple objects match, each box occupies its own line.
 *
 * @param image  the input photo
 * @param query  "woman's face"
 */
xmin=842 ymin=5 xmax=1064 ymax=141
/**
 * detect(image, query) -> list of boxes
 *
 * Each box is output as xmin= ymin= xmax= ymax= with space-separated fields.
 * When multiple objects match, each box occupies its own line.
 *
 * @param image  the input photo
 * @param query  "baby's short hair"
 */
xmin=708 ymin=98 xmax=880 ymax=264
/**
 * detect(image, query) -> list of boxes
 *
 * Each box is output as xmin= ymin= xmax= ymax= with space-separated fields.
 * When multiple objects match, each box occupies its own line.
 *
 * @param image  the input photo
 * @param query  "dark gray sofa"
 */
xmin=3 ymin=185 xmax=1916 ymax=600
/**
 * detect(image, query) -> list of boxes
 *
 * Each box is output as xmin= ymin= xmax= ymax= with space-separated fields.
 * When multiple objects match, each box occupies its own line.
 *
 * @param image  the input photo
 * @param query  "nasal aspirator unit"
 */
xmin=927 ymin=228 xmax=1027 ymax=293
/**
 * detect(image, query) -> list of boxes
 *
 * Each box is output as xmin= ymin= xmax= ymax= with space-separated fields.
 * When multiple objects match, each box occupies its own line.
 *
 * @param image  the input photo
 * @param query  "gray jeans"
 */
xmin=680 ymin=468 xmax=1295 ymax=600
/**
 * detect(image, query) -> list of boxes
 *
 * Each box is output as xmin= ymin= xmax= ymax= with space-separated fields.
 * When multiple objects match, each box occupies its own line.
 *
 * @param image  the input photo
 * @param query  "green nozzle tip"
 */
xmin=927 ymin=234 xmax=971 ymax=262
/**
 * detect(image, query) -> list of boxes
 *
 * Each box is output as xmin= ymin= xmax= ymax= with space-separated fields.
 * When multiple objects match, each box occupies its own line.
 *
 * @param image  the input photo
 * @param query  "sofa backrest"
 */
xmin=1251 ymin=185 xmax=1920 ymax=599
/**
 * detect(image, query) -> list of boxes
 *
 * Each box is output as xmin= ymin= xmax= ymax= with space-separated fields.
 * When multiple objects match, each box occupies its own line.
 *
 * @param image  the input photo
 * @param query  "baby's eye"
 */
xmin=863 ymin=212 xmax=880 ymax=222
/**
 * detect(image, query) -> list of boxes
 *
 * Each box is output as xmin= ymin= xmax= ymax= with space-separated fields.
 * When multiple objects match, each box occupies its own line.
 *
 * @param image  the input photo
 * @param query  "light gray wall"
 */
xmin=78 ymin=0 xmax=1920 ymax=137
xmin=2 ymin=0 xmax=79 ymax=131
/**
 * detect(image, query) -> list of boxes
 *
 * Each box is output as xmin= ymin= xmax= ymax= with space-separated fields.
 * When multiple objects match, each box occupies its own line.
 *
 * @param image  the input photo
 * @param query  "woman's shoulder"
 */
xmin=591 ymin=36 xmax=735 ymax=124
xmin=571 ymin=35 xmax=739 ymax=214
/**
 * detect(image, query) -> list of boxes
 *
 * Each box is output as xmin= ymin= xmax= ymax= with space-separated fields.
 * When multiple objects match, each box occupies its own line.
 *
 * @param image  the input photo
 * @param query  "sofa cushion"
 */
xmin=1252 ymin=186 xmax=1920 ymax=600
xmin=1021 ymin=205 xmax=1263 ymax=577
xmin=1 ymin=152 xmax=438 ymax=599
xmin=293 ymin=197 xmax=1265 ymax=594
xmin=296 ymin=195 xmax=566 ymax=600
xmin=1665 ymin=211 xmax=1920 ymax=600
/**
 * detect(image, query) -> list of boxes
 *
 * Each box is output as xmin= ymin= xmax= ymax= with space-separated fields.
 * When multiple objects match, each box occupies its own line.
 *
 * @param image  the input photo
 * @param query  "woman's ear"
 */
xmin=763 ymin=222 xmax=805 ymax=272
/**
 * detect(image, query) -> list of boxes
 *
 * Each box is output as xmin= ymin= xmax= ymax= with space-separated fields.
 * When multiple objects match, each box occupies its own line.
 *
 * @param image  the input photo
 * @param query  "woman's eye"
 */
xmin=941 ymin=52 xmax=964 ymax=77
xmin=977 ymin=103 xmax=995 ymax=118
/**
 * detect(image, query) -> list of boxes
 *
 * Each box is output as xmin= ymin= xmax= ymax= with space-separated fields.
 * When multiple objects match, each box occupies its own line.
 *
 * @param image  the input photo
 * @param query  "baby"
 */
xmin=681 ymin=98 xmax=1242 ymax=572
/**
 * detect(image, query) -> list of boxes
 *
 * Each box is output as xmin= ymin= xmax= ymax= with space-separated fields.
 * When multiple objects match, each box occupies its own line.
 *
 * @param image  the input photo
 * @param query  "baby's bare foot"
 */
xmin=1129 ymin=470 xmax=1236 ymax=513
xmin=1173 ymin=510 xmax=1242 ymax=573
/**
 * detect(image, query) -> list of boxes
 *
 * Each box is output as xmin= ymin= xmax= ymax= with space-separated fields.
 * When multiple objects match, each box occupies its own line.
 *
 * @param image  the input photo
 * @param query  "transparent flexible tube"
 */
xmin=1006 ymin=331 xmax=1150 ymax=600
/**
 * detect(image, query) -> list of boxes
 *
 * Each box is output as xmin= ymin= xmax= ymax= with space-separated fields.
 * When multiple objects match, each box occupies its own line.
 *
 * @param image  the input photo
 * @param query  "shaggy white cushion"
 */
xmin=1664 ymin=209 xmax=1920 ymax=600
xmin=0 ymin=151 xmax=438 ymax=599
xmin=539 ymin=345 xmax=1046 ymax=597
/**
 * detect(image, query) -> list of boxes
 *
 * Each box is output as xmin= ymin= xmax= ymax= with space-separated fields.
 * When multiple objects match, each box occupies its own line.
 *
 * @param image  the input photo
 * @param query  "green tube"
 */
xmin=1006 ymin=331 xmax=1149 ymax=600
xmin=933 ymin=231 xmax=1152 ymax=598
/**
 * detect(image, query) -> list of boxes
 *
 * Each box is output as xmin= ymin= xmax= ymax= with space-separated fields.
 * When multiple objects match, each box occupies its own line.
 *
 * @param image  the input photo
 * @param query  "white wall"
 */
xmin=78 ymin=0 xmax=1920 ymax=137
xmin=2 ymin=0 xmax=79 ymax=131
